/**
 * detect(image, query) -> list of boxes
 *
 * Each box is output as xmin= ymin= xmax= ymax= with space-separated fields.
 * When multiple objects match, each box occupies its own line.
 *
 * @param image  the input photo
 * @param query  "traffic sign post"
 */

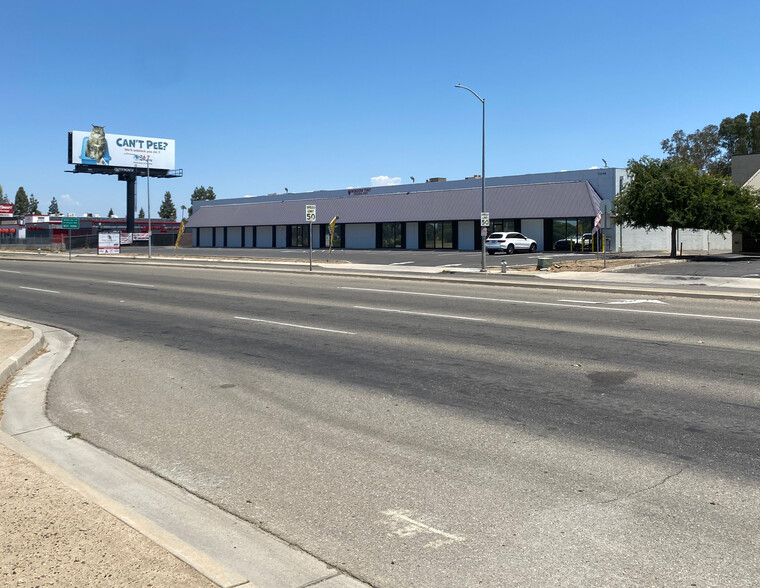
xmin=306 ymin=205 xmax=316 ymax=271
xmin=61 ymin=217 xmax=79 ymax=260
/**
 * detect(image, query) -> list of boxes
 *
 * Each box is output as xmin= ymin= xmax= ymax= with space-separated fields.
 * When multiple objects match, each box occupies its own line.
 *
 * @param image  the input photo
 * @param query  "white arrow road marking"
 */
xmin=559 ymin=298 xmax=668 ymax=305
xmin=383 ymin=509 xmax=464 ymax=549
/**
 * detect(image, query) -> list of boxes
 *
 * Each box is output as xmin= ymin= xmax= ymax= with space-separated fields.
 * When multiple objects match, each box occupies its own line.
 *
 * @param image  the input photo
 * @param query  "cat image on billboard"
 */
xmin=80 ymin=125 xmax=111 ymax=165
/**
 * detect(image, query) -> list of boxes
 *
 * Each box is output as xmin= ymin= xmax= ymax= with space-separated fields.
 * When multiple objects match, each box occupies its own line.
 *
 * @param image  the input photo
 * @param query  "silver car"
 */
xmin=485 ymin=232 xmax=537 ymax=255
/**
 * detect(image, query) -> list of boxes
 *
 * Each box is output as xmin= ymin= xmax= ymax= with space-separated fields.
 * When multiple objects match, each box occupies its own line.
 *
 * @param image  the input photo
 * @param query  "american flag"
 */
xmin=592 ymin=210 xmax=603 ymax=233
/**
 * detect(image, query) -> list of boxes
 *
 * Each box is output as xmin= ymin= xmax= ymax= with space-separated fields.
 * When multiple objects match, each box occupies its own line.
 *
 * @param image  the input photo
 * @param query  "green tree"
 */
xmin=28 ymin=194 xmax=40 ymax=214
xmin=613 ymin=157 xmax=746 ymax=257
xmin=719 ymin=114 xmax=751 ymax=158
xmin=0 ymin=184 xmax=7 ymax=204
xmin=750 ymin=111 xmax=760 ymax=154
xmin=660 ymin=125 xmax=723 ymax=175
xmin=188 ymin=186 xmax=216 ymax=215
xmin=48 ymin=197 xmax=60 ymax=215
xmin=14 ymin=187 xmax=29 ymax=216
xmin=138 ymin=207 xmax=145 ymax=219
xmin=108 ymin=208 xmax=115 ymax=217
xmin=158 ymin=191 xmax=177 ymax=220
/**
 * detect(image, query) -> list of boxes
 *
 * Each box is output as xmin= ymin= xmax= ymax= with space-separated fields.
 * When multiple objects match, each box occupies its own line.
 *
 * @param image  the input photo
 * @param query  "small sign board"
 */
xmin=305 ymin=204 xmax=316 ymax=223
xmin=98 ymin=232 xmax=120 ymax=255
xmin=480 ymin=212 xmax=490 ymax=227
xmin=0 ymin=204 xmax=15 ymax=217
xmin=61 ymin=217 xmax=80 ymax=229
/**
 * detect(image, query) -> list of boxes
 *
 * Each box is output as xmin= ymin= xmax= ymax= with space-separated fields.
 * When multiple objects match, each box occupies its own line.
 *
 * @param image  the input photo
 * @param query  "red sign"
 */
xmin=0 ymin=204 xmax=13 ymax=217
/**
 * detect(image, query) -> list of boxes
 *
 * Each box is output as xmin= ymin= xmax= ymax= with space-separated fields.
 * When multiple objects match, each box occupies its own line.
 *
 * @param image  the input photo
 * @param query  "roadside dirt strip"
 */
xmin=0 ymin=320 xmax=217 ymax=588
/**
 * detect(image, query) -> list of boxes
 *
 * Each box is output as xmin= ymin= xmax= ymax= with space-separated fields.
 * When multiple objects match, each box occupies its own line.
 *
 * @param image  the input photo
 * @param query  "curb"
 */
xmin=0 ymin=430 xmax=251 ymax=588
xmin=0 ymin=318 xmax=252 ymax=588
xmin=0 ymin=317 xmax=46 ymax=387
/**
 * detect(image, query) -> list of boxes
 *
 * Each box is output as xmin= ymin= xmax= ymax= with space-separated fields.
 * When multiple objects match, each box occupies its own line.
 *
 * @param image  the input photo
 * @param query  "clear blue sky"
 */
xmin=2 ymin=0 xmax=759 ymax=217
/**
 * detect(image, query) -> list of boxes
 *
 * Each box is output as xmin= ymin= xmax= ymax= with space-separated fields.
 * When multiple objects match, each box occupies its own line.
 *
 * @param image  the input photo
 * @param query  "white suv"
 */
xmin=485 ymin=232 xmax=537 ymax=255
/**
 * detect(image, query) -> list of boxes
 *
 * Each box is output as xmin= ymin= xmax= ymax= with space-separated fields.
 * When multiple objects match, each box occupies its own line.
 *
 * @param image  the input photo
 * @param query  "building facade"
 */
xmin=186 ymin=167 xmax=731 ymax=254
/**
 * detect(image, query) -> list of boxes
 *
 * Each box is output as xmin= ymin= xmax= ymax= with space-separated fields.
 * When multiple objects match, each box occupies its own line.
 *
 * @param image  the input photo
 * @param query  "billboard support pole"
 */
xmin=122 ymin=171 xmax=136 ymax=234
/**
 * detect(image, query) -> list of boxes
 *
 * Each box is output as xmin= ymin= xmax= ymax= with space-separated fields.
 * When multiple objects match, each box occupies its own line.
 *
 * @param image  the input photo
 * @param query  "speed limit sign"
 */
xmin=480 ymin=212 xmax=490 ymax=227
xmin=305 ymin=205 xmax=316 ymax=222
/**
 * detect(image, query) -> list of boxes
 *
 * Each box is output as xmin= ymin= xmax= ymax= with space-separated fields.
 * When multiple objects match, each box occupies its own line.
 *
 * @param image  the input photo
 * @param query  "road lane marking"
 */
xmin=607 ymin=299 xmax=668 ymax=305
xmin=234 ymin=316 xmax=356 ymax=334
xmin=354 ymin=305 xmax=486 ymax=322
xmin=340 ymin=287 xmax=760 ymax=323
xmin=390 ymin=261 xmax=415 ymax=265
xmin=559 ymin=298 xmax=668 ymax=305
xmin=560 ymin=299 xmax=601 ymax=304
xmin=107 ymin=280 xmax=156 ymax=288
xmin=383 ymin=509 xmax=464 ymax=548
xmin=0 ymin=269 xmax=22 ymax=274
xmin=19 ymin=286 xmax=59 ymax=294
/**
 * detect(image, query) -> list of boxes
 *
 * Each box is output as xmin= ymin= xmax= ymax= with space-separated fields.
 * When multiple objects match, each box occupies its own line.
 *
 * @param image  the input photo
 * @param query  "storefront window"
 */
xmin=551 ymin=218 xmax=594 ymax=250
xmin=489 ymin=219 xmax=515 ymax=233
xmin=328 ymin=224 xmax=343 ymax=248
xmin=424 ymin=221 xmax=454 ymax=249
xmin=289 ymin=224 xmax=309 ymax=247
xmin=381 ymin=222 xmax=403 ymax=248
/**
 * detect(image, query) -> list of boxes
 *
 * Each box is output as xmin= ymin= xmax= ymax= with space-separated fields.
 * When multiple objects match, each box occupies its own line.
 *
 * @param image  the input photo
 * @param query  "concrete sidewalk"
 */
xmin=0 ymin=317 xmax=369 ymax=588
xmin=0 ymin=319 xmax=218 ymax=587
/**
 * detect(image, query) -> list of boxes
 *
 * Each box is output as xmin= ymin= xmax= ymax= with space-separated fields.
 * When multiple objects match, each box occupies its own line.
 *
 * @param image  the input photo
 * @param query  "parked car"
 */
xmin=554 ymin=233 xmax=594 ymax=251
xmin=485 ymin=232 xmax=537 ymax=255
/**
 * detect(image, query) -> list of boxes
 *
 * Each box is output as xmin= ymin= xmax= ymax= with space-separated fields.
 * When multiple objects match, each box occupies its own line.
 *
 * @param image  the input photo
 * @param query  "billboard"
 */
xmin=68 ymin=126 xmax=175 ymax=170
xmin=0 ymin=204 xmax=13 ymax=217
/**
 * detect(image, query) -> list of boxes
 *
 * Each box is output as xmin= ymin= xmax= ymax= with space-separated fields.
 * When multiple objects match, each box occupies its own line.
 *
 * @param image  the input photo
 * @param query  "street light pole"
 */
xmin=145 ymin=156 xmax=152 ymax=259
xmin=455 ymin=84 xmax=487 ymax=272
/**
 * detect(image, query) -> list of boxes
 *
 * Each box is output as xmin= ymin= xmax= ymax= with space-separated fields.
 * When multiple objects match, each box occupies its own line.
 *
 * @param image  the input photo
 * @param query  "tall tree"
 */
xmin=189 ymin=186 xmax=216 ymax=215
xmin=660 ymin=125 xmax=723 ymax=175
xmin=28 ymin=194 xmax=40 ymax=214
xmin=48 ymin=197 xmax=60 ymax=215
xmin=108 ymin=208 xmax=115 ymax=217
xmin=13 ymin=187 xmax=29 ymax=215
xmin=749 ymin=111 xmax=760 ymax=154
xmin=719 ymin=113 xmax=750 ymax=157
xmin=138 ymin=207 xmax=146 ymax=219
xmin=158 ymin=191 xmax=177 ymax=220
xmin=0 ymin=184 xmax=7 ymax=204
xmin=613 ymin=156 xmax=745 ymax=257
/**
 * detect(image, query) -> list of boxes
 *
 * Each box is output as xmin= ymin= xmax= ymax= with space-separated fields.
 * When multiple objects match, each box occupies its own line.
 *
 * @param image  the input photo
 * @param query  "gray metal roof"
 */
xmin=186 ymin=181 xmax=602 ymax=228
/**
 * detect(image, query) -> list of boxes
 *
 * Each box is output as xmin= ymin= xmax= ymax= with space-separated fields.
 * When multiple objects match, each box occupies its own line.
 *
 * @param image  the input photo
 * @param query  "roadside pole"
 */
xmin=61 ymin=217 xmax=79 ymax=261
xmin=306 ymin=204 xmax=316 ymax=272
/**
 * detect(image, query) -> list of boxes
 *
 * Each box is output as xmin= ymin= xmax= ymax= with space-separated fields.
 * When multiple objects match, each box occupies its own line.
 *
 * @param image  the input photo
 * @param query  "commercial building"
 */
xmin=185 ymin=167 xmax=731 ymax=253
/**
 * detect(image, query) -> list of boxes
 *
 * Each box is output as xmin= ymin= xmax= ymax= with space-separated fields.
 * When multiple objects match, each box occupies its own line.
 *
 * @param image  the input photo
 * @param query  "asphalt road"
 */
xmin=1 ymin=258 xmax=759 ymax=587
